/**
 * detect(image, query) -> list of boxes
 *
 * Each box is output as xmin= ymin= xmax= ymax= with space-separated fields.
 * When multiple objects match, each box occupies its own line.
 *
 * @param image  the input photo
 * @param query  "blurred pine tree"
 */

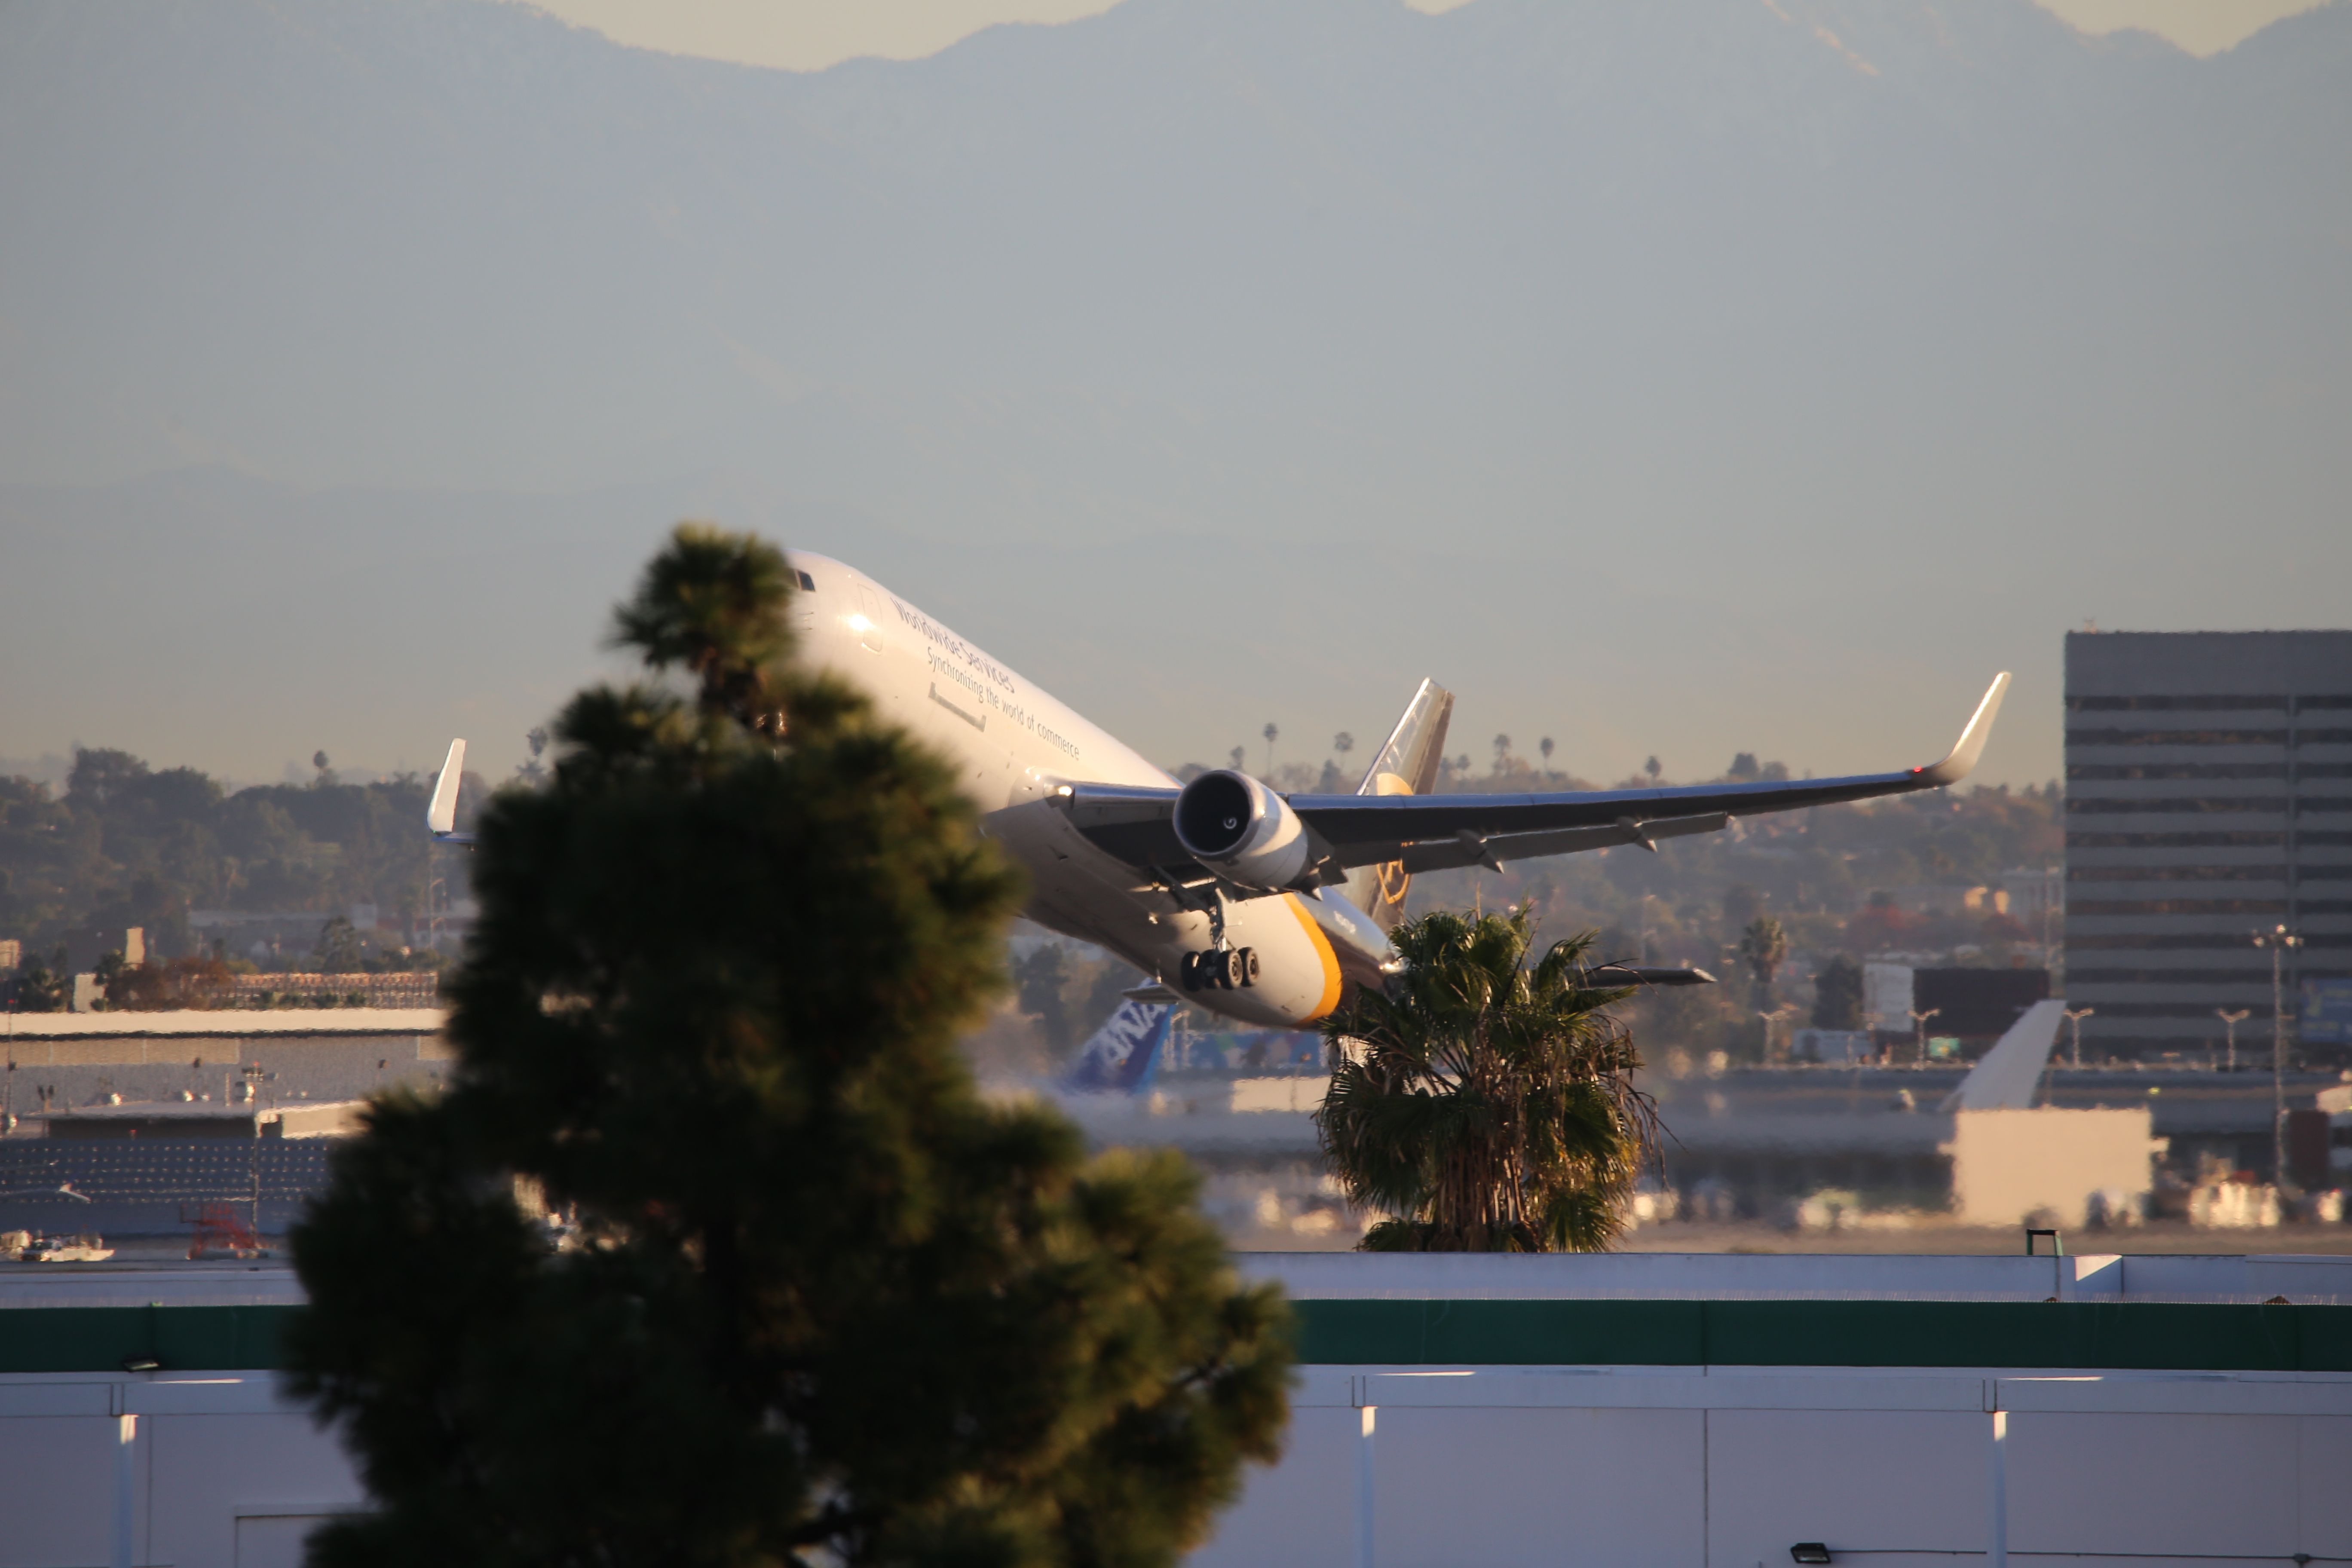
xmin=288 ymin=524 xmax=1291 ymax=1568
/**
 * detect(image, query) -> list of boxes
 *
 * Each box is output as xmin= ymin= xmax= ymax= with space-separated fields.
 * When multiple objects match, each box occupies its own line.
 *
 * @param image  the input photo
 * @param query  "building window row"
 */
xmin=2068 ymin=695 xmax=2287 ymax=712
xmin=2068 ymin=872 xmax=2352 ymax=892
xmin=2066 ymin=898 xmax=2289 ymax=915
xmin=2065 ymin=764 xmax=2352 ymax=781
xmin=2068 ymin=798 xmax=2285 ymax=815
xmin=2067 ymin=865 xmax=2283 ymax=882
xmin=2068 ymin=763 xmax=2287 ymax=781
xmin=2068 ymin=798 xmax=2352 ymax=815
xmin=2067 ymin=968 xmax=2277 ymax=985
xmin=2065 ymin=831 xmax=2285 ymax=848
xmin=2065 ymin=729 xmax=2289 ymax=746
xmin=2067 ymin=695 xmax=2352 ymax=713
xmin=2065 ymin=727 xmax=2352 ymax=747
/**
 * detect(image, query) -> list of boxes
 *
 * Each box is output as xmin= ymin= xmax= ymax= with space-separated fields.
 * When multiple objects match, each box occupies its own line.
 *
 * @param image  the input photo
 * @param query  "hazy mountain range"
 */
xmin=1 ymin=0 xmax=2345 ymax=784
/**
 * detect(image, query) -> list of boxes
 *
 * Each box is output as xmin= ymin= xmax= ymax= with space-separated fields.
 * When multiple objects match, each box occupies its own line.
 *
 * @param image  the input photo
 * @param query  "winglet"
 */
xmin=426 ymin=738 xmax=466 ymax=836
xmin=1914 ymin=673 xmax=2009 ymax=787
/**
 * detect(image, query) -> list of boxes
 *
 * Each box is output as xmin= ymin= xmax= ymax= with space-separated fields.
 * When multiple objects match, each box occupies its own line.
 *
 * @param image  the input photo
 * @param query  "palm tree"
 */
xmin=1316 ymin=909 xmax=1658 ymax=1252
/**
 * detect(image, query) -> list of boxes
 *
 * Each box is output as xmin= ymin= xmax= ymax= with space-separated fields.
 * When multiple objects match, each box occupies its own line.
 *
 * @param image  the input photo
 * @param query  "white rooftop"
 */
xmin=0 ymin=1009 xmax=445 ymax=1040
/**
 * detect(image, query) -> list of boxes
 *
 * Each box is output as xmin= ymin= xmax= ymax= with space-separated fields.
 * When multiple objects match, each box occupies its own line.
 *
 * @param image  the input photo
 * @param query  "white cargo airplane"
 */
xmin=429 ymin=555 xmax=2008 ymax=1030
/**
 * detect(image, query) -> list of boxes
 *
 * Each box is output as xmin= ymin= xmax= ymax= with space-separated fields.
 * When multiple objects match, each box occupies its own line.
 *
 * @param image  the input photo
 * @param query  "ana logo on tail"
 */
xmin=1061 ymin=1001 xmax=1173 ymax=1094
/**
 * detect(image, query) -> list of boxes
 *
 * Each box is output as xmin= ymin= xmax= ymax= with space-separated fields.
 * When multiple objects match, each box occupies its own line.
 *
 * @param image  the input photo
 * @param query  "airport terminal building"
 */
xmin=2065 ymin=630 xmax=2352 ymax=1062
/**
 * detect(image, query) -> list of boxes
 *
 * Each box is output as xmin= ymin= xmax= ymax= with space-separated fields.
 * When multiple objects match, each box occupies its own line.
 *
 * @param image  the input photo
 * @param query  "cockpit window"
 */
xmin=795 ymin=570 xmax=816 ymax=592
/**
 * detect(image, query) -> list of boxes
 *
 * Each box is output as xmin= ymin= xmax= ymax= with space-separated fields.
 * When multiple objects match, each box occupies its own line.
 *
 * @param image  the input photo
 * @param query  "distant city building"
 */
xmin=1860 ymin=962 xmax=2051 ymax=1044
xmin=2064 ymin=630 xmax=2352 ymax=1061
xmin=1914 ymin=968 xmax=2052 ymax=1041
xmin=0 ymin=939 xmax=18 ymax=971
xmin=225 ymin=972 xmax=441 ymax=1009
xmin=1862 ymin=962 xmax=1916 ymax=1032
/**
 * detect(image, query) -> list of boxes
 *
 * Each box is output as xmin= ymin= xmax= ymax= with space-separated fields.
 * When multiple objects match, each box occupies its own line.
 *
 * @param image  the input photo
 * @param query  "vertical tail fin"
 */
xmin=1061 ymin=1002 xmax=1174 ymax=1095
xmin=1341 ymin=679 xmax=1454 ymax=930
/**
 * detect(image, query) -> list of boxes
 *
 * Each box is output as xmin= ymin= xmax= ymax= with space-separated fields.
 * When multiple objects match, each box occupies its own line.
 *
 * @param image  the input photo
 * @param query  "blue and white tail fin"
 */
xmin=1060 ymin=1001 xmax=1173 ymax=1095
xmin=1340 ymin=678 xmax=1454 ymax=930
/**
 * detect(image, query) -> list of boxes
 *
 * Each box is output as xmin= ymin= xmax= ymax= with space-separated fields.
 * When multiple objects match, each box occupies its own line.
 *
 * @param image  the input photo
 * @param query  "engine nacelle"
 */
xmin=1172 ymin=769 xmax=1314 ymax=891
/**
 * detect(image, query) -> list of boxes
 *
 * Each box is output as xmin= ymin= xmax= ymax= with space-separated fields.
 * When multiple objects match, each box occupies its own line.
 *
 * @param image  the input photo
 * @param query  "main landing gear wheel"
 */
xmin=1180 ymin=948 xmax=1257 ymax=991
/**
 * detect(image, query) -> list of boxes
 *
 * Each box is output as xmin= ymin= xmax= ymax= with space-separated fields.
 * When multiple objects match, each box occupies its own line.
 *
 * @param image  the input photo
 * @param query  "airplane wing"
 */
xmin=1061 ymin=674 xmax=2007 ymax=889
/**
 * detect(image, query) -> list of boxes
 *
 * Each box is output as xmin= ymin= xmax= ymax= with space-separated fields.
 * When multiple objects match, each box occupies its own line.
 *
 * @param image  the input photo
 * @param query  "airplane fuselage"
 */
xmin=790 ymin=554 xmax=1390 ymax=1026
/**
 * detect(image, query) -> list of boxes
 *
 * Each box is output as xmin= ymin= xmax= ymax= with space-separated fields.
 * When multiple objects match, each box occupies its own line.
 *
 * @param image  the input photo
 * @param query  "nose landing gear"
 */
xmin=1180 ymin=947 xmax=1259 ymax=992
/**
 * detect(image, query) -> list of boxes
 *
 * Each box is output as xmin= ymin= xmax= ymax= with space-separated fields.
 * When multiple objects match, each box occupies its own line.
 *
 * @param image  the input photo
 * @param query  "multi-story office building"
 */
xmin=2064 ymin=631 xmax=2352 ymax=1062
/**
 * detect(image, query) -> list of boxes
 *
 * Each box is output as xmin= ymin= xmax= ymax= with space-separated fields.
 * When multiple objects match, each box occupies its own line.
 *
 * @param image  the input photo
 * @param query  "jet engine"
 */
xmin=1172 ymin=769 xmax=1315 ymax=891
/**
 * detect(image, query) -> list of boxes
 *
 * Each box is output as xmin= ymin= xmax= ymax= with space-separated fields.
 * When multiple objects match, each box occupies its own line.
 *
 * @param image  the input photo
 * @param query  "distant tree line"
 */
xmin=0 ymin=747 xmax=467 ymax=977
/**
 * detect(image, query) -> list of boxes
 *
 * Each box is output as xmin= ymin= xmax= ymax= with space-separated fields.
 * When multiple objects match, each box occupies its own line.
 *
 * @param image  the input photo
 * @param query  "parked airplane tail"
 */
xmin=1340 ymin=678 xmax=1455 ymax=930
xmin=1939 ymin=998 xmax=2068 ymax=1112
xmin=1060 ymin=1001 xmax=1173 ymax=1094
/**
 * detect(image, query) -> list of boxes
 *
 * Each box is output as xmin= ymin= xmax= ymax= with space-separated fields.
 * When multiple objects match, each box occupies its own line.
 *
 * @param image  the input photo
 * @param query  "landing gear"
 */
xmin=1180 ymin=948 xmax=1258 ymax=991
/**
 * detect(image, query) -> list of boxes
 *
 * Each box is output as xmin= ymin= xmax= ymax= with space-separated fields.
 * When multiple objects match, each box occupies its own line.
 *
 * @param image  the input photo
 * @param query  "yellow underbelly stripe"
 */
xmin=1284 ymin=895 xmax=1344 ymax=1023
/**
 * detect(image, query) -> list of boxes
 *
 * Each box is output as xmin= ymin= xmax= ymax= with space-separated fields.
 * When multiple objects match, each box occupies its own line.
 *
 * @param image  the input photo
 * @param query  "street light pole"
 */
xmin=2062 ymin=1007 xmax=2096 ymax=1069
xmin=2041 ymin=864 xmax=2059 ymax=965
xmin=1908 ymin=1008 xmax=1942 ymax=1067
xmin=2214 ymin=1008 xmax=2250 ymax=1073
xmin=2252 ymin=925 xmax=2302 ymax=1185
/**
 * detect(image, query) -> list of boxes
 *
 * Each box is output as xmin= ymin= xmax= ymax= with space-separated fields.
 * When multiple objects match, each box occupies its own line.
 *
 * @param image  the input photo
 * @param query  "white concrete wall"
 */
xmin=1241 ymin=1248 xmax=2352 ymax=1302
xmin=0 ymin=1362 xmax=2342 ymax=1567
xmin=2 ymin=1260 xmax=2346 ymax=1566
xmin=0 ymin=1375 xmax=362 ymax=1568
xmin=1191 ymin=1366 xmax=2352 ymax=1568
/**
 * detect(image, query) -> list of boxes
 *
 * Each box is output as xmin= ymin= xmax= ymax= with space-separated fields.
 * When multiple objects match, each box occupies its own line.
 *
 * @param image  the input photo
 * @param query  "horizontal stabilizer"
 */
xmin=1585 ymin=964 xmax=1717 ymax=988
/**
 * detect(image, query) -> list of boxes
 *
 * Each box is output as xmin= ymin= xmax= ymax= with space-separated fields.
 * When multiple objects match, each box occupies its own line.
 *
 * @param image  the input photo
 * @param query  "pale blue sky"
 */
xmin=0 ymin=0 xmax=2344 ymax=792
